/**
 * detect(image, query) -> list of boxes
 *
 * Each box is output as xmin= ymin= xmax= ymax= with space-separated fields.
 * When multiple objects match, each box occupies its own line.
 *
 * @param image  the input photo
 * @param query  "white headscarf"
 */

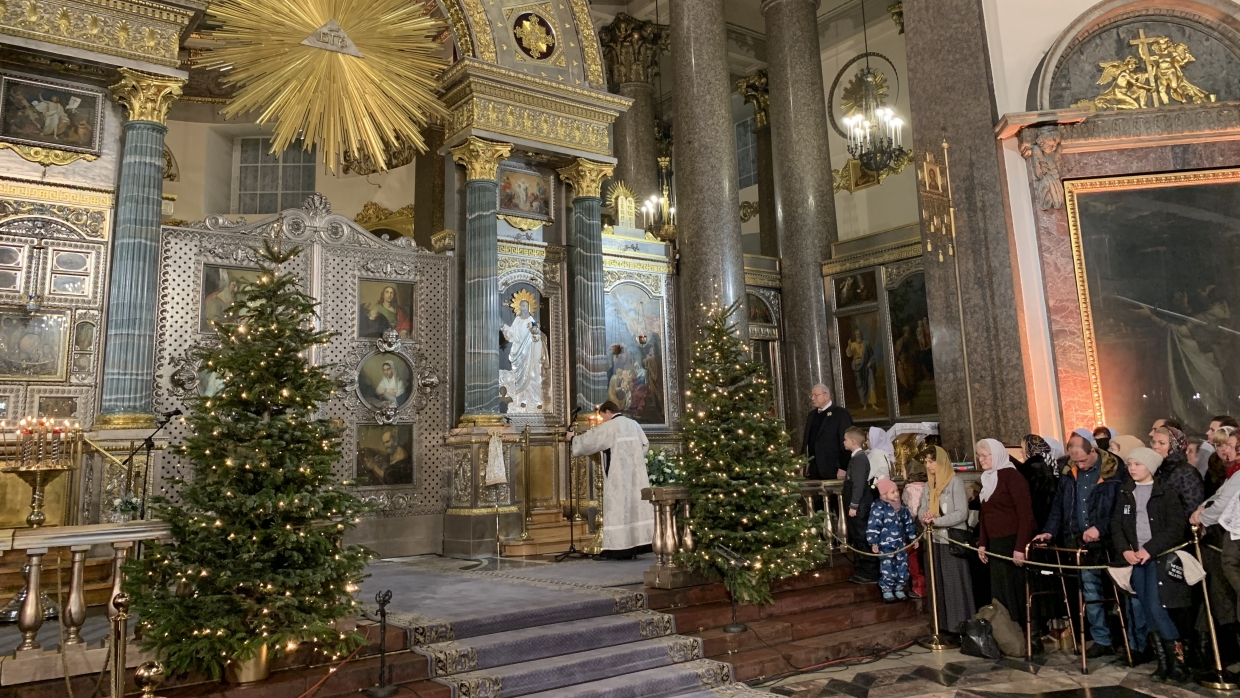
xmin=1045 ymin=437 xmax=1065 ymax=461
xmin=867 ymin=427 xmax=894 ymax=482
xmin=977 ymin=438 xmax=1014 ymax=503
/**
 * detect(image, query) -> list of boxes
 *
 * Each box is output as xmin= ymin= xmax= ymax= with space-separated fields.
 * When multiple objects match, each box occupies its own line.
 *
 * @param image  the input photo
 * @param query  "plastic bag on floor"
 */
xmin=974 ymin=601 xmax=1026 ymax=657
xmin=958 ymin=618 xmax=1002 ymax=660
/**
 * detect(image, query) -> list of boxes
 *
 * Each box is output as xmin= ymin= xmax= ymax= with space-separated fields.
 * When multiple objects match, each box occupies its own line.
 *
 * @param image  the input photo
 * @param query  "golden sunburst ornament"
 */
xmin=202 ymin=0 xmax=449 ymax=172
xmin=508 ymin=289 xmax=540 ymax=315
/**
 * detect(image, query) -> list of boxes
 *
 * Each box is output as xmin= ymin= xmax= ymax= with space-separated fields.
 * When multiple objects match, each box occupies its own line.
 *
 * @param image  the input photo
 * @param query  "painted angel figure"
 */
xmin=32 ymin=95 xmax=80 ymax=138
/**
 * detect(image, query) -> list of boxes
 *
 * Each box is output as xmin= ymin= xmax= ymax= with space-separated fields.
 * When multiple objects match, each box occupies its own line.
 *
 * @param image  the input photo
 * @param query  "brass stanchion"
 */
xmin=918 ymin=528 xmax=958 ymax=650
xmin=111 ymin=592 xmax=129 ymax=698
xmin=1192 ymin=525 xmax=1239 ymax=690
xmin=520 ymin=425 xmax=531 ymax=540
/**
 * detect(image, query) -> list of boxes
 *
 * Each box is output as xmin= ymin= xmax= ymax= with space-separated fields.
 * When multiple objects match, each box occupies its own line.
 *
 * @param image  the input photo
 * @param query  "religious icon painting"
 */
xmin=836 ymin=310 xmax=888 ymax=420
xmin=73 ymin=321 xmax=95 ymax=352
xmin=0 ymin=310 xmax=68 ymax=381
xmin=887 ymin=271 xmax=937 ymax=417
xmin=358 ymin=280 xmax=414 ymax=340
xmin=0 ymin=74 xmax=104 ymax=155
xmin=358 ymin=353 xmax=414 ymax=410
xmin=200 ymin=265 xmax=263 ymax=333
xmin=833 ymin=269 xmax=878 ymax=309
xmin=497 ymin=164 xmax=553 ymax=221
xmin=355 ymin=424 xmax=414 ymax=487
xmin=747 ymin=293 xmax=774 ymax=325
xmin=605 ymin=282 xmax=666 ymax=425
xmin=37 ymin=396 xmax=77 ymax=420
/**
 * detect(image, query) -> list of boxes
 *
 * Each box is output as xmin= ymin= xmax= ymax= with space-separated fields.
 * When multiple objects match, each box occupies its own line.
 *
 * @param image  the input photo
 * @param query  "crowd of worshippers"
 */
xmin=828 ymin=414 xmax=1240 ymax=684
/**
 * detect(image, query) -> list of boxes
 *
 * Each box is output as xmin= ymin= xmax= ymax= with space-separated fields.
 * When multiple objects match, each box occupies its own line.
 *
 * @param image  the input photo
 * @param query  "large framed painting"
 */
xmin=605 ymin=282 xmax=666 ymax=425
xmin=200 ymin=265 xmax=263 ymax=333
xmin=0 ymin=74 xmax=104 ymax=155
xmin=835 ymin=311 xmax=888 ymax=420
xmin=355 ymin=424 xmax=414 ymax=487
xmin=497 ymin=164 xmax=552 ymax=221
xmin=358 ymin=280 xmax=414 ymax=339
xmin=887 ymin=271 xmax=937 ymax=417
xmin=0 ymin=310 xmax=68 ymax=381
xmin=833 ymin=270 xmax=878 ymax=309
xmin=1066 ymin=169 xmax=1240 ymax=436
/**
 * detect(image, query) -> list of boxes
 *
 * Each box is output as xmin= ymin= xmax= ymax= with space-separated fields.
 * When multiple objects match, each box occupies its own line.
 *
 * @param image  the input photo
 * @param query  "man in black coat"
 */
xmin=801 ymin=384 xmax=853 ymax=480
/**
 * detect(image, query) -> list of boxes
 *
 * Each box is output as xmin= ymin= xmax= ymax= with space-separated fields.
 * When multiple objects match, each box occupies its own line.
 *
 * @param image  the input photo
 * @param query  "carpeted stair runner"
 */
xmin=520 ymin=662 xmax=766 ymax=698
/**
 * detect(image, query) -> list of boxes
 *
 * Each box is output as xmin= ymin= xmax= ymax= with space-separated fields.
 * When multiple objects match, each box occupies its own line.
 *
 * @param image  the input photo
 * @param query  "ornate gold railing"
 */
xmin=641 ymin=479 xmax=846 ymax=589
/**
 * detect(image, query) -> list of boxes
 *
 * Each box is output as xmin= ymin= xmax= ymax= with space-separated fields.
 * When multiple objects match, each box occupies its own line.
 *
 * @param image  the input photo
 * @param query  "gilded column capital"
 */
xmin=557 ymin=159 xmax=615 ymax=199
xmin=598 ymin=13 xmax=670 ymax=89
xmin=110 ymin=68 xmax=185 ymax=126
xmin=736 ymin=70 xmax=770 ymax=129
xmin=451 ymin=137 xmax=513 ymax=181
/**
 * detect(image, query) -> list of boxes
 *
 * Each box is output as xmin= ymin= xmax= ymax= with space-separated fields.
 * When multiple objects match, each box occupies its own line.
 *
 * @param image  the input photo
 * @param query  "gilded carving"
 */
xmin=598 ymin=14 xmax=668 ymax=88
xmin=1076 ymin=29 xmax=1216 ymax=111
xmin=832 ymin=149 xmax=912 ymax=194
xmin=0 ymin=142 xmax=98 ymax=167
xmin=604 ymin=269 xmax=661 ymax=294
xmin=450 ymin=136 xmax=513 ymax=181
xmin=498 ymin=214 xmax=544 ymax=231
xmin=1018 ymin=125 xmax=1063 ymax=210
xmin=735 ymin=70 xmax=769 ymax=129
xmin=564 ymin=0 xmax=604 ymax=88
xmin=557 ymin=158 xmax=613 ymax=198
xmin=342 ymin=139 xmax=417 ymax=175
xmin=355 ymin=202 xmax=416 ymax=237
xmin=738 ymin=201 xmax=759 ymax=223
xmin=459 ymin=0 xmax=497 ymax=62
xmin=432 ymin=230 xmax=455 ymax=253
xmin=110 ymin=68 xmax=185 ymax=125
xmin=0 ymin=178 xmax=112 ymax=239
xmin=0 ymin=198 xmax=107 ymax=238
xmin=0 ymin=0 xmax=191 ymax=68
xmin=443 ymin=0 xmax=474 ymax=58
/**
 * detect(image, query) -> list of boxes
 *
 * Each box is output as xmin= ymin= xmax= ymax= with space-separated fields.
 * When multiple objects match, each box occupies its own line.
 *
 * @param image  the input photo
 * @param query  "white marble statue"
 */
xmin=499 ymin=296 xmax=548 ymax=412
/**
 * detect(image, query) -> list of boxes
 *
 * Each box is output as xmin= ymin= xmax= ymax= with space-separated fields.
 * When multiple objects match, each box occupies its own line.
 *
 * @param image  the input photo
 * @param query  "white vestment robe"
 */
xmin=570 ymin=415 xmax=655 ymax=551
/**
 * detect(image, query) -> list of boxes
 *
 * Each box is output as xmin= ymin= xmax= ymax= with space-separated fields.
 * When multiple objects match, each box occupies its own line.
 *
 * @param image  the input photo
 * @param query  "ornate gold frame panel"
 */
xmin=1063 ymin=167 xmax=1240 ymax=427
xmin=601 ymin=249 xmax=679 ymax=430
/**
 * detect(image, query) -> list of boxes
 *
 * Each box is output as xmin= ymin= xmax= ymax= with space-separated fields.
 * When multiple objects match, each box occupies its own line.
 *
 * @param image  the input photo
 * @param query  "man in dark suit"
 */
xmin=801 ymin=384 xmax=853 ymax=480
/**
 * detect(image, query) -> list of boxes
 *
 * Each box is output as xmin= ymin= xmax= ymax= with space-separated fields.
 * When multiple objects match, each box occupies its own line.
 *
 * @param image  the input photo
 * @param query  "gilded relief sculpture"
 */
xmin=1079 ymin=29 xmax=1216 ymax=110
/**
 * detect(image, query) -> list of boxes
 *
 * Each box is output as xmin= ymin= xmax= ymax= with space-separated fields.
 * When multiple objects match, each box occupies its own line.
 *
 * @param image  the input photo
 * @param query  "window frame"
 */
xmin=230 ymin=136 xmax=318 ymax=215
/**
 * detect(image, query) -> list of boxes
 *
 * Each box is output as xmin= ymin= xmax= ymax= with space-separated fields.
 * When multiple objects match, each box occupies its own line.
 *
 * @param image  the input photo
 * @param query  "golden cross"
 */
xmin=515 ymin=19 xmax=552 ymax=56
xmin=1129 ymin=29 xmax=1164 ymax=104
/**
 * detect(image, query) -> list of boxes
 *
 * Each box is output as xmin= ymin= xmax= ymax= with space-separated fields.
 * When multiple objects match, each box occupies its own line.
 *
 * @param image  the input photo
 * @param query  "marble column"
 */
xmin=736 ymin=70 xmax=778 ymax=257
xmin=904 ymin=0 xmax=1030 ymax=447
xmin=558 ymin=159 xmax=615 ymax=412
xmin=671 ymin=0 xmax=748 ymax=337
xmin=599 ymin=14 xmax=669 ymax=200
xmin=98 ymin=69 xmax=185 ymax=429
xmin=762 ymin=0 xmax=839 ymax=443
xmin=451 ymin=137 xmax=513 ymax=423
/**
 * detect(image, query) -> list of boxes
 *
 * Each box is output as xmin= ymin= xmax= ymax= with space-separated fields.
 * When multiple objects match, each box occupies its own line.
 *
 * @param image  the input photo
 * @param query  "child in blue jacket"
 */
xmin=867 ymin=477 xmax=919 ymax=602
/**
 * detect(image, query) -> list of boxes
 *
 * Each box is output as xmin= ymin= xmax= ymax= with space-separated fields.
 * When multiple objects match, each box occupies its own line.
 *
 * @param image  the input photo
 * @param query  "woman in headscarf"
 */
xmin=867 ymin=426 xmax=893 ymax=482
xmin=1017 ymin=434 xmax=1057 ymax=531
xmin=976 ymin=438 xmax=1036 ymax=627
xmin=1150 ymin=425 xmax=1205 ymax=514
xmin=1045 ymin=437 xmax=1067 ymax=478
xmin=918 ymin=445 xmax=975 ymax=631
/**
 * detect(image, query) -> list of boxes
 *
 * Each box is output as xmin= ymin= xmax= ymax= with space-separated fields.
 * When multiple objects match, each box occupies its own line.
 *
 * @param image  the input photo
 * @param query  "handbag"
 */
xmin=946 ymin=527 xmax=978 ymax=559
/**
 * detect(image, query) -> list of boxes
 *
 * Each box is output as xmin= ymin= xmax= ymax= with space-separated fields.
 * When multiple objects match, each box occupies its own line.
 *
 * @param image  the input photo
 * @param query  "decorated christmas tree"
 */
xmin=676 ymin=301 xmax=826 ymax=605
xmin=126 ymin=239 xmax=371 ymax=679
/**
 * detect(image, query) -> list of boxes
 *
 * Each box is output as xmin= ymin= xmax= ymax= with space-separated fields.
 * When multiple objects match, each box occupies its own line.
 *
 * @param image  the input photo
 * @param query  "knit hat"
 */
xmin=1126 ymin=447 xmax=1163 ymax=475
xmin=875 ymin=477 xmax=898 ymax=498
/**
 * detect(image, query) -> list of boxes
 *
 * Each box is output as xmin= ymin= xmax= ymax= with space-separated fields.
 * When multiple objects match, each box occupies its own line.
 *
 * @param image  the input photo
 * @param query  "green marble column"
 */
xmin=451 ymin=137 xmax=513 ymax=424
xmin=558 ymin=159 xmax=615 ymax=412
xmin=98 ymin=69 xmax=184 ymax=430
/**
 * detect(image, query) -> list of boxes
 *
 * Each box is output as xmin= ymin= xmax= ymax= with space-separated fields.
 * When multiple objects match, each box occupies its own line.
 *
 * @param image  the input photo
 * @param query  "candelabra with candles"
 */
xmin=0 ymin=418 xmax=82 ymax=529
xmin=642 ymin=157 xmax=677 ymax=242
xmin=843 ymin=102 xmax=906 ymax=174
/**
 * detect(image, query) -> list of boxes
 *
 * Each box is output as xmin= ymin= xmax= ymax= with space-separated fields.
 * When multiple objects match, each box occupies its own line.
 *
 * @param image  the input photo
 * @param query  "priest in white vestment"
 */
xmin=567 ymin=401 xmax=655 ymax=559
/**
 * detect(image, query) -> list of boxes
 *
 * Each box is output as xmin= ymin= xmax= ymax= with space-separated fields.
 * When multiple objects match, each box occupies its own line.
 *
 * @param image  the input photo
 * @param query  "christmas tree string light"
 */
xmin=124 ymin=239 xmax=372 ymax=680
xmin=675 ymin=300 xmax=827 ymax=605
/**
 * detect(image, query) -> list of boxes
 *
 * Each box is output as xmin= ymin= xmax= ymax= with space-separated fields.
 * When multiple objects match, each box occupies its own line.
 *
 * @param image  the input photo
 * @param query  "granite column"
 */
xmin=558 ymin=159 xmax=615 ymax=412
xmin=451 ymin=137 xmax=513 ymax=423
xmin=737 ymin=71 xmax=779 ymax=258
xmin=671 ymin=0 xmax=748 ymax=337
xmin=762 ymin=0 xmax=839 ymax=443
xmin=905 ymin=0 xmax=1030 ymax=448
xmin=98 ymin=69 xmax=185 ymax=429
xmin=600 ymin=14 xmax=669 ymax=200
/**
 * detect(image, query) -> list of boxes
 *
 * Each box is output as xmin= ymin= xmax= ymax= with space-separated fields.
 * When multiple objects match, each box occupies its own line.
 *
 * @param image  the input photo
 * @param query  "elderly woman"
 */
xmin=976 ymin=438 xmax=1036 ymax=626
xmin=918 ymin=445 xmax=975 ymax=631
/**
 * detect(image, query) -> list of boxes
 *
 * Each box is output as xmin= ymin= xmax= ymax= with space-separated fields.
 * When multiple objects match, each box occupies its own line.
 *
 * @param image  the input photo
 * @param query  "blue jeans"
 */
xmin=1131 ymin=561 xmax=1178 ymax=640
xmin=1080 ymin=569 xmax=1112 ymax=647
xmin=1125 ymin=594 xmax=1148 ymax=651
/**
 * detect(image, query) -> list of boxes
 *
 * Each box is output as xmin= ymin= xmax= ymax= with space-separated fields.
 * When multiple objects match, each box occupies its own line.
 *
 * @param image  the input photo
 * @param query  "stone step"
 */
xmin=417 ymin=610 xmax=677 ymax=678
xmin=519 ymin=659 xmax=736 ymax=698
xmin=433 ymin=636 xmax=705 ymax=698
xmin=722 ymin=617 xmax=933 ymax=683
xmin=668 ymin=581 xmax=879 ymax=634
xmin=692 ymin=597 xmax=925 ymax=657
xmin=529 ymin=509 xmax=569 ymax=525
xmin=646 ymin=563 xmax=853 ymax=612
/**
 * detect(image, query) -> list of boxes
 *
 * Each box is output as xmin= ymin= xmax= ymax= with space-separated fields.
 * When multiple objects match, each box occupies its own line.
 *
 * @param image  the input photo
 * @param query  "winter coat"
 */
xmin=1041 ymin=453 xmax=1121 ymax=548
xmin=1111 ymin=479 xmax=1191 ymax=609
xmin=844 ymin=449 xmax=874 ymax=516
xmin=1017 ymin=455 xmax=1057 ymax=531
xmin=1156 ymin=451 xmax=1204 ymax=514
xmin=918 ymin=475 xmax=970 ymax=531
xmin=866 ymin=499 xmax=917 ymax=551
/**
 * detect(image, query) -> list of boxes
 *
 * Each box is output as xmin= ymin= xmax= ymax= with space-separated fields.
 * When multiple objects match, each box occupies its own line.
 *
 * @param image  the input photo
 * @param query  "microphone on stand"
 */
xmin=161 ymin=409 xmax=183 ymax=418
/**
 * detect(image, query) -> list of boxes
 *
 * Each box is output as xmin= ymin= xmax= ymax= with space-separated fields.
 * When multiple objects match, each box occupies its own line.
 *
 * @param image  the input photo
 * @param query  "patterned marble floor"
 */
xmin=761 ymin=646 xmax=1238 ymax=698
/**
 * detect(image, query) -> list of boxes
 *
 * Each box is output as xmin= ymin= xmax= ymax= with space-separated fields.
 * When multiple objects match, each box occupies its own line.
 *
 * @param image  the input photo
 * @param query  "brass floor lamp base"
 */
xmin=917 ymin=633 xmax=959 ymax=651
xmin=1196 ymin=669 xmax=1240 ymax=691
